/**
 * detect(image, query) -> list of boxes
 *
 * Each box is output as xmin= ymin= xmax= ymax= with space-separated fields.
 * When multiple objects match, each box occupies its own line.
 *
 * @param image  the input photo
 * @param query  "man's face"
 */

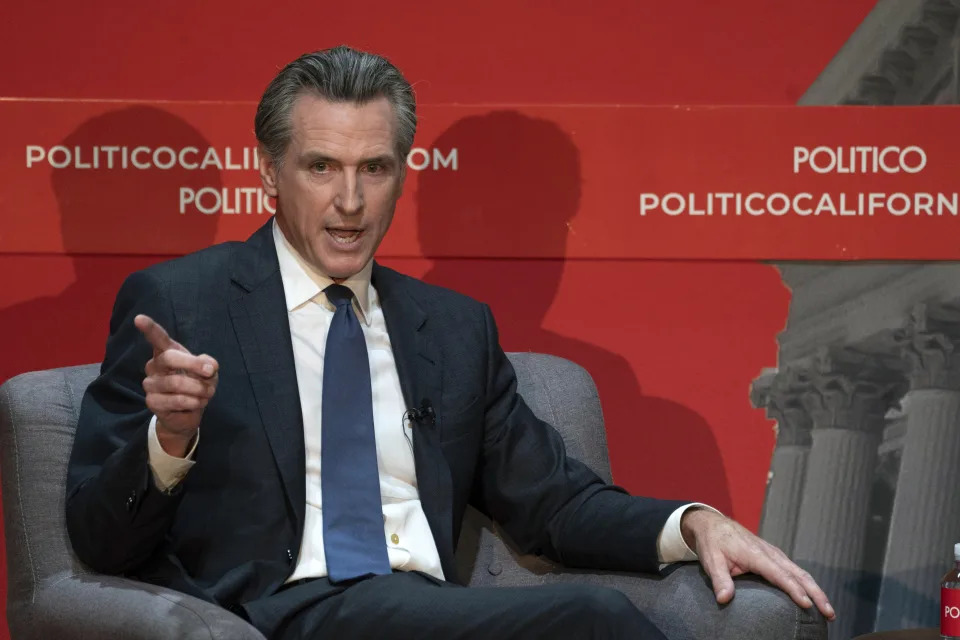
xmin=259 ymin=94 xmax=405 ymax=280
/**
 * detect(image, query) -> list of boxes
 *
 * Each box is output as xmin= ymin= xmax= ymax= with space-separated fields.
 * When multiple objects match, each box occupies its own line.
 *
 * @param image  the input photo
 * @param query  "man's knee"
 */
xmin=560 ymin=586 xmax=659 ymax=637
xmin=577 ymin=586 xmax=637 ymax=620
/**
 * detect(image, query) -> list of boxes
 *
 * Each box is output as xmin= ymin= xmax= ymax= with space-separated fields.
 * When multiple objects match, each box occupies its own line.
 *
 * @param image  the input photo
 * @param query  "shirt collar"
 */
xmin=272 ymin=219 xmax=373 ymax=325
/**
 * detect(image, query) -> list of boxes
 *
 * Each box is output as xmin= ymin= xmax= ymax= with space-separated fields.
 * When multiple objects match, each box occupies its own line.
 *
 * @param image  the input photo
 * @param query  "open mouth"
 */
xmin=326 ymin=228 xmax=363 ymax=245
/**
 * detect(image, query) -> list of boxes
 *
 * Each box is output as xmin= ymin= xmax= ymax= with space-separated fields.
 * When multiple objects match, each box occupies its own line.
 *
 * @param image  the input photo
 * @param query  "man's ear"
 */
xmin=258 ymin=145 xmax=280 ymax=198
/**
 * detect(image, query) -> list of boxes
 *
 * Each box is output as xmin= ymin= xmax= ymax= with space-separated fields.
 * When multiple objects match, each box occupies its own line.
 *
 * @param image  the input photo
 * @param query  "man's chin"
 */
xmin=323 ymin=258 xmax=369 ymax=281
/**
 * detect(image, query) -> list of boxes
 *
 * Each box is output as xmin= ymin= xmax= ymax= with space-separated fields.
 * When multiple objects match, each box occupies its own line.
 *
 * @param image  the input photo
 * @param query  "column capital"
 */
xmin=800 ymin=346 xmax=907 ymax=433
xmin=897 ymin=301 xmax=960 ymax=390
xmin=752 ymin=367 xmax=813 ymax=447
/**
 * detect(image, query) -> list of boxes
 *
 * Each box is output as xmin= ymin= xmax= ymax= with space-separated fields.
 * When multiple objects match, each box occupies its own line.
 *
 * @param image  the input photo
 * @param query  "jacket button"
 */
xmin=125 ymin=491 xmax=136 ymax=511
xmin=286 ymin=549 xmax=294 ymax=562
xmin=488 ymin=562 xmax=502 ymax=576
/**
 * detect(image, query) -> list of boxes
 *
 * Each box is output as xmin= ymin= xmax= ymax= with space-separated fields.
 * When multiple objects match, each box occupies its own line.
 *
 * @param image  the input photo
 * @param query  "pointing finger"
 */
xmin=135 ymin=315 xmax=183 ymax=354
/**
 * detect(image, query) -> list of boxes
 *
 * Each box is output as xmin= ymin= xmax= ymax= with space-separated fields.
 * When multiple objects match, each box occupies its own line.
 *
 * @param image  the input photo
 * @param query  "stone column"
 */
xmin=791 ymin=346 xmax=905 ymax=640
xmin=876 ymin=302 xmax=960 ymax=630
xmin=752 ymin=368 xmax=813 ymax=556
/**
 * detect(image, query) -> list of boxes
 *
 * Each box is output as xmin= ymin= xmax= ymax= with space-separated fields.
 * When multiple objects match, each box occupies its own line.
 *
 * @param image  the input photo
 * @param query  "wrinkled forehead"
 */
xmin=287 ymin=93 xmax=399 ymax=162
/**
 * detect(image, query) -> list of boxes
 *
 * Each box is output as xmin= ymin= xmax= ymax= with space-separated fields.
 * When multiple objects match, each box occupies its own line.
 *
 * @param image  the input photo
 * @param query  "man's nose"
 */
xmin=333 ymin=170 xmax=364 ymax=215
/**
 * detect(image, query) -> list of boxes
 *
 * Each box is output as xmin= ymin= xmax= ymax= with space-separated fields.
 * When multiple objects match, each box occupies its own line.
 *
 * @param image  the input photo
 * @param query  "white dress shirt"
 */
xmin=147 ymin=219 xmax=712 ymax=577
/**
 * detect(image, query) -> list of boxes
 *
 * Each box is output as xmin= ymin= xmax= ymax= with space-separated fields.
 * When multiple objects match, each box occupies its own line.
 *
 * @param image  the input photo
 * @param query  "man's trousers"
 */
xmin=244 ymin=570 xmax=669 ymax=640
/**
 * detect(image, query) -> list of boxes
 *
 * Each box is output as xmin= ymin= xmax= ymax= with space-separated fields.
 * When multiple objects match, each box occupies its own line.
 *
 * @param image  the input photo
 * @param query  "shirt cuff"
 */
xmin=656 ymin=503 xmax=723 ymax=564
xmin=147 ymin=415 xmax=197 ymax=492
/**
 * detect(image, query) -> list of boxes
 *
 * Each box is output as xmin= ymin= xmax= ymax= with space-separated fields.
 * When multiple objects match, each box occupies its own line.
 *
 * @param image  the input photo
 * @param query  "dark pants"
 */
xmin=246 ymin=571 xmax=669 ymax=640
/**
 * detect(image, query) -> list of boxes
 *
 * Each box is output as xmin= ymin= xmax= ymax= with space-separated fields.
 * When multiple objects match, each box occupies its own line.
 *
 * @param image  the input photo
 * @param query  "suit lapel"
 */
xmin=227 ymin=221 xmax=306 ymax=533
xmin=373 ymin=263 xmax=456 ymax=579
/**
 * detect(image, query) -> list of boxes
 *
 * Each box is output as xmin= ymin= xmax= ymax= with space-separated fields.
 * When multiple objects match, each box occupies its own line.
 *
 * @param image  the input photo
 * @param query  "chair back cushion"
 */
xmin=1 ymin=364 xmax=100 ymax=609
xmin=456 ymin=352 xmax=613 ymax=587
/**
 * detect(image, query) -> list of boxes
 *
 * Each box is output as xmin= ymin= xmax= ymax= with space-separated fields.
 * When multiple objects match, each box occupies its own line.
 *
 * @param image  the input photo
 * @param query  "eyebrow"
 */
xmin=300 ymin=152 xmax=397 ymax=166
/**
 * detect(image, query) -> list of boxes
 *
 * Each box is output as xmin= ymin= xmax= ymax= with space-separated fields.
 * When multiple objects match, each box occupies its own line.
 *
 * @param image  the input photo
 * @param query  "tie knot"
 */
xmin=324 ymin=284 xmax=354 ymax=308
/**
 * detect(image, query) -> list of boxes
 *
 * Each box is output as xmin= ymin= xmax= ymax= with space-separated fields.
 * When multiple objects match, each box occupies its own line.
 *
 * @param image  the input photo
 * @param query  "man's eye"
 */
xmin=312 ymin=162 xmax=328 ymax=172
xmin=364 ymin=163 xmax=383 ymax=174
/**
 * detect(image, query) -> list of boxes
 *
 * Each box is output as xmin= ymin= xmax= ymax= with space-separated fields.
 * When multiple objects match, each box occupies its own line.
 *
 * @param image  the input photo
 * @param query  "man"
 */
xmin=67 ymin=46 xmax=832 ymax=639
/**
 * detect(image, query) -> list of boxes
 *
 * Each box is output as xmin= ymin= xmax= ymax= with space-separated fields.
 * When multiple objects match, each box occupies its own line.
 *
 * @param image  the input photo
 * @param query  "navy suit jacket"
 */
xmin=66 ymin=220 xmax=685 ymax=614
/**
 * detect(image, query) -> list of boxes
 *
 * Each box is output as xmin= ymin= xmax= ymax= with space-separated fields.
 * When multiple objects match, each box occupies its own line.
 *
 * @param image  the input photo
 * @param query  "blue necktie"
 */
xmin=320 ymin=284 xmax=391 ymax=583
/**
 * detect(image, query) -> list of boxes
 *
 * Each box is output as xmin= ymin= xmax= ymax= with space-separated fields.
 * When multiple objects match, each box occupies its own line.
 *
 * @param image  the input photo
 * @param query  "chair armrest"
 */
xmin=563 ymin=563 xmax=827 ymax=640
xmin=13 ymin=573 xmax=266 ymax=640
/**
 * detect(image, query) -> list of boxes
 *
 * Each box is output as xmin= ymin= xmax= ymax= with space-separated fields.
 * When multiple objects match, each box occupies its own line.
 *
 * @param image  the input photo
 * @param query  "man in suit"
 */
xmin=67 ymin=46 xmax=832 ymax=639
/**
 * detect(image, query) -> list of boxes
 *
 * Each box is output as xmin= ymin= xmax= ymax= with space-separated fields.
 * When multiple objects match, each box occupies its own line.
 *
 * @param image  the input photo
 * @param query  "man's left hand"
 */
xmin=681 ymin=508 xmax=836 ymax=621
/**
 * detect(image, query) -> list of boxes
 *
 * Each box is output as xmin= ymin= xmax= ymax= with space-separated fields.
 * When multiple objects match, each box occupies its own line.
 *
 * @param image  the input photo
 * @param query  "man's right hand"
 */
xmin=135 ymin=314 xmax=219 ymax=458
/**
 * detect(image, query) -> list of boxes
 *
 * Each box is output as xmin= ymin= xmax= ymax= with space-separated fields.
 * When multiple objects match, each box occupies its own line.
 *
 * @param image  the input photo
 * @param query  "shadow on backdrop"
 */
xmin=0 ymin=106 xmax=222 ymax=384
xmin=414 ymin=111 xmax=732 ymax=514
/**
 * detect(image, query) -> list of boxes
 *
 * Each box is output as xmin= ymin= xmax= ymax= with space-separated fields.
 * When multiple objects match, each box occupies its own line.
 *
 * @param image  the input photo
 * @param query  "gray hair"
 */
xmin=254 ymin=46 xmax=417 ymax=168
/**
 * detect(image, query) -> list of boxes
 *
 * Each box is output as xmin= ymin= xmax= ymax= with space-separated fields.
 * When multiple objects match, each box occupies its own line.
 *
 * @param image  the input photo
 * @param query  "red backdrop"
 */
xmin=0 ymin=1 xmax=879 ymax=636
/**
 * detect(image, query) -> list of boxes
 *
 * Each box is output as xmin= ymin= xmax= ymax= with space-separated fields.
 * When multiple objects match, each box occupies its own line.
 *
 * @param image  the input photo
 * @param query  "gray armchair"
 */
xmin=1 ymin=354 xmax=825 ymax=639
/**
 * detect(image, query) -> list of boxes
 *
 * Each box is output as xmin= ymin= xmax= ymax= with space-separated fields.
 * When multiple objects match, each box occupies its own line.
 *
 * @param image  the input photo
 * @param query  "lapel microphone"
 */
xmin=405 ymin=398 xmax=436 ymax=426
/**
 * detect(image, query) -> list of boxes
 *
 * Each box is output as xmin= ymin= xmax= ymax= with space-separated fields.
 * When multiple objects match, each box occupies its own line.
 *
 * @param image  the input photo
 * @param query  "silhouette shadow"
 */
xmin=414 ymin=111 xmax=732 ymax=514
xmin=0 ymin=106 xmax=222 ymax=384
